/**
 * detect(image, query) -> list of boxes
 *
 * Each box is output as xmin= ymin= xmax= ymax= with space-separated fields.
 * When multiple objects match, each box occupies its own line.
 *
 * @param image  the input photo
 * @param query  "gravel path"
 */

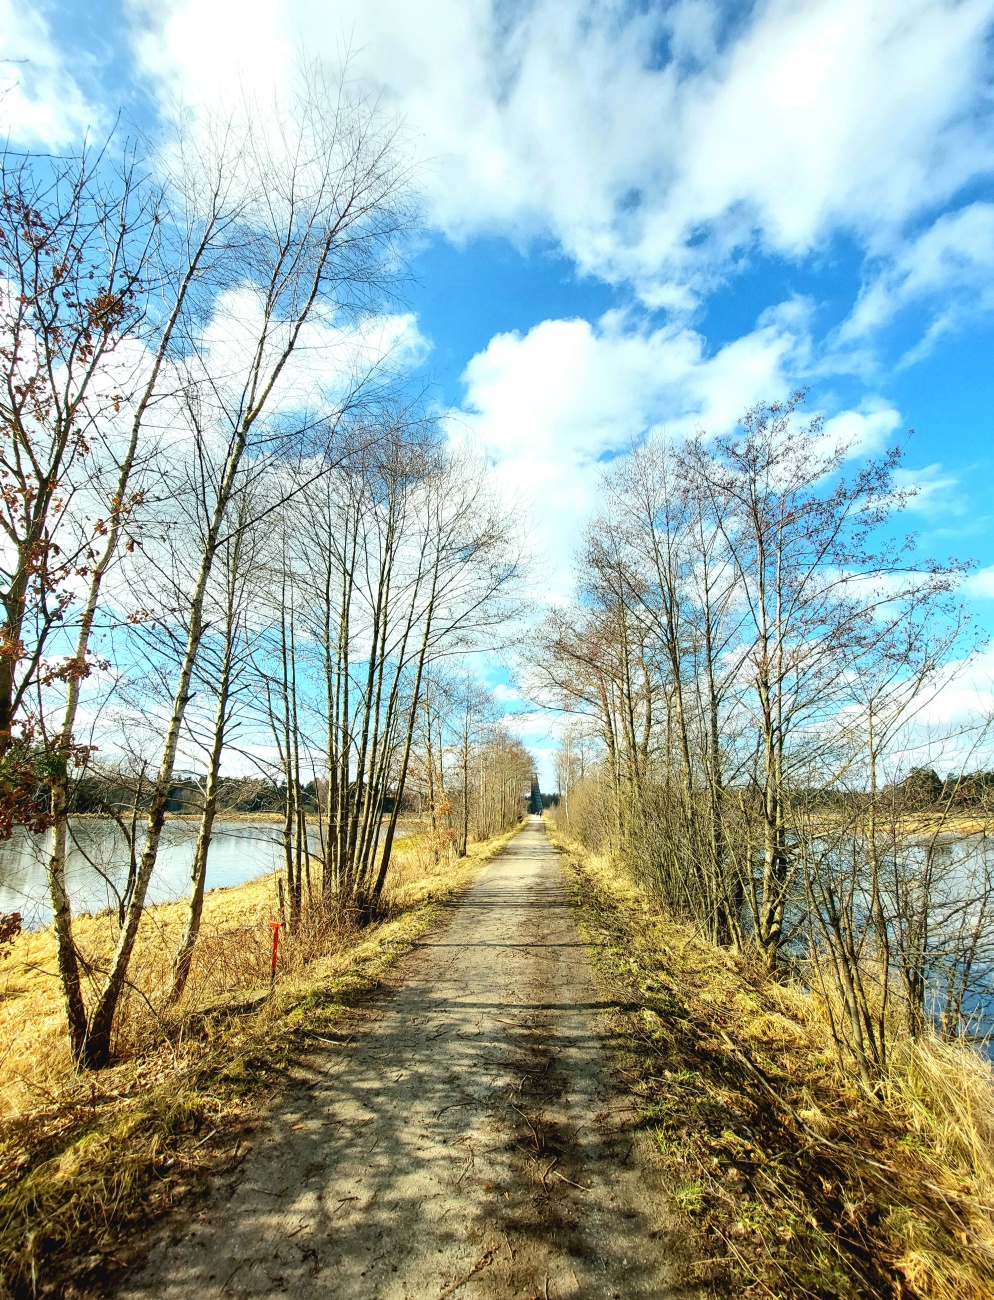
xmin=119 ymin=819 xmax=685 ymax=1299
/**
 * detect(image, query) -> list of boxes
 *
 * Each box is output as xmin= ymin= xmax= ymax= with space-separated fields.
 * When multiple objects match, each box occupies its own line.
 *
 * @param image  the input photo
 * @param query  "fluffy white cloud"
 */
xmin=897 ymin=645 xmax=994 ymax=761
xmin=0 ymin=0 xmax=101 ymax=146
xmin=459 ymin=309 xmax=798 ymax=458
xmin=964 ymin=565 xmax=994 ymax=598
xmin=126 ymin=0 xmax=994 ymax=305
xmin=821 ymin=401 xmax=903 ymax=458
xmin=190 ymin=289 xmax=428 ymax=419
xmin=449 ymin=306 xmax=897 ymax=600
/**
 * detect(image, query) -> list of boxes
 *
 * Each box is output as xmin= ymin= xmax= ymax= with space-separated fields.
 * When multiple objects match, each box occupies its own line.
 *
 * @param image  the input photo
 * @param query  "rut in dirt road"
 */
xmin=120 ymin=819 xmax=688 ymax=1299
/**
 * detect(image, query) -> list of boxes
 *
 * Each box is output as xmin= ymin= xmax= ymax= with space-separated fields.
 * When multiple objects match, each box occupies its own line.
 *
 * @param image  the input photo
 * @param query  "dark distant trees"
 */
xmin=883 ymin=766 xmax=943 ymax=809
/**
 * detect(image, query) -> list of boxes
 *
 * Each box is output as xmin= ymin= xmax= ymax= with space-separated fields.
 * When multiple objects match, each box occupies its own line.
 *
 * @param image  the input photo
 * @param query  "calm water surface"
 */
xmin=0 ymin=820 xmax=303 ymax=928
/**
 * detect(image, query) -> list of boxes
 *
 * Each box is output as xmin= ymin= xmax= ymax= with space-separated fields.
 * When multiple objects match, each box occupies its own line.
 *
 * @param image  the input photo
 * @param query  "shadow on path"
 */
xmin=118 ymin=820 xmax=689 ymax=1299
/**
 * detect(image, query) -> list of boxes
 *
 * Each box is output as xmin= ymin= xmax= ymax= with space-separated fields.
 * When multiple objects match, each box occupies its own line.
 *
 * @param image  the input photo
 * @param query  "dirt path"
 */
xmin=119 ymin=820 xmax=685 ymax=1299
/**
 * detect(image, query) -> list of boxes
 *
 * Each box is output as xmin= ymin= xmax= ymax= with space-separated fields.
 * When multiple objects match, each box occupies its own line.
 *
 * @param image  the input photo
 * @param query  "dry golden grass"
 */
xmin=811 ymin=808 xmax=993 ymax=838
xmin=551 ymin=831 xmax=994 ymax=1300
xmin=0 ymin=821 xmax=523 ymax=1299
xmin=1 ymin=872 xmax=279 ymax=1120
xmin=0 ymin=821 xmax=442 ymax=1119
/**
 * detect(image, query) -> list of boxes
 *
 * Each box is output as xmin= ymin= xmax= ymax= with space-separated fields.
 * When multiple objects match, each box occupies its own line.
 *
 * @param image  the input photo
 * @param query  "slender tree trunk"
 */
xmin=47 ymin=807 xmax=88 ymax=1061
xmin=371 ymin=575 xmax=439 ymax=904
xmin=460 ymin=718 xmax=470 ymax=856
xmin=45 ymin=227 xmax=218 ymax=1059
xmin=168 ymin=633 xmax=235 ymax=1003
xmin=80 ymin=418 xmax=252 ymax=1068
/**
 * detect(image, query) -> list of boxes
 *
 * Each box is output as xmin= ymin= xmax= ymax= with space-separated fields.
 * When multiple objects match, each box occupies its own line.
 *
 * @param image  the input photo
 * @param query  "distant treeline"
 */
xmin=73 ymin=766 xmax=988 ymax=821
xmin=67 ymin=773 xmax=376 ymax=818
xmin=547 ymin=773 xmax=994 ymax=815
xmin=880 ymin=766 xmax=994 ymax=811
xmin=771 ymin=768 xmax=994 ymax=813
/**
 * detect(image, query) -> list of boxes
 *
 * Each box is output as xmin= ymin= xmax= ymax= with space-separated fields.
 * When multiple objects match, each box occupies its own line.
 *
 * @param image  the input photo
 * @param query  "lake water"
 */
xmin=0 ymin=820 xmax=307 ymax=928
xmin=788 ymin=830 xmax=994 ymax=1046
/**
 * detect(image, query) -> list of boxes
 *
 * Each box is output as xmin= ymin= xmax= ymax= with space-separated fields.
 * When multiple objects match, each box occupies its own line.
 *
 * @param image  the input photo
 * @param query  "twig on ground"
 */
xmin=189 ymin=1128 xmax=219 ymax=1152
xmin=552 ymin=1170 xmax=591 ymax=1191
xmin=438 ymin=1243 xmax=497 ymax=1297
xmin=508 ymin=1099 xmax=543 ymax=1152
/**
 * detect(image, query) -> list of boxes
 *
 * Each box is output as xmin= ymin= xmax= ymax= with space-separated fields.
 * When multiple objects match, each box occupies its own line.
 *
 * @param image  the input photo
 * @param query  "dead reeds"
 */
xmin=556 ymin=836 xmax=994 ymax=1300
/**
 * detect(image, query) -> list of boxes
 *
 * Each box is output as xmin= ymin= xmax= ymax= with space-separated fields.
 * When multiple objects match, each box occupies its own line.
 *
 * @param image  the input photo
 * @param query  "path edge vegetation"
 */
xmin=0 ymin=824 xmax=523 ymax=1300
xmin=552 ymin=827 xmax=994 ymax=1300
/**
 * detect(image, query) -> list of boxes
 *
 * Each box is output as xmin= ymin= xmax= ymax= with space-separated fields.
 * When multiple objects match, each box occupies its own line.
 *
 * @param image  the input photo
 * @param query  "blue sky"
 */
xmin=4 ymin=0 xmax=994 ymax=783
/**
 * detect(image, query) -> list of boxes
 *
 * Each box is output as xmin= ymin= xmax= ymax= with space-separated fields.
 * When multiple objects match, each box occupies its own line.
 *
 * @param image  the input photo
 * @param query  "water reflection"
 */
xmin=0 ymin=820 xmax=305 ymax=928
xmin=794 ymin=830 xmax=994 ymax=1049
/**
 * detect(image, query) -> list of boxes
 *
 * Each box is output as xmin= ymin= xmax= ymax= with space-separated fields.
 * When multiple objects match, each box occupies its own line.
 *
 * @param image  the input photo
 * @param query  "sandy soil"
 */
xmin=118 ymin=819 xmax=687 ymax=1299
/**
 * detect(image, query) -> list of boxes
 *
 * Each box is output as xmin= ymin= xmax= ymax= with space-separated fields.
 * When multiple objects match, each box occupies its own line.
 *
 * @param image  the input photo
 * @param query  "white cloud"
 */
xmin=450 ymin=306 xmax=896 ymax=600
xmin=459 ymin=309 xmax=800 ymax=457
xmin=964 ymin=565 xmax=994 ymax=598
xmin=126 ymin=0 xmax=994 ymax=305
xmin=843 ymin=203 xmax=994 ymax=352
xmin=491 ymin=682 xmax=525 ymax=706
xmin=451 ymin=312 xmax=781 ymax=598
xmin=190 ymin=288 xmax=428 ymax=418
xmin=0 ymin=0 xmax=101 ymax=146
xmin=896 ymin=646 xmax=994 ymax=764
xmin=821 ymin=401 xmax=903 ymax=458
xmin=893 ymin=463 xmax=961 ymax=514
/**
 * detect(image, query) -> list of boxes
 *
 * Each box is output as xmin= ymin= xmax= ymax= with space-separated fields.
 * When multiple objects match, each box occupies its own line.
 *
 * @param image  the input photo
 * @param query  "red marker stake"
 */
xmin=269 ymin=920 xmax=283 ymax=985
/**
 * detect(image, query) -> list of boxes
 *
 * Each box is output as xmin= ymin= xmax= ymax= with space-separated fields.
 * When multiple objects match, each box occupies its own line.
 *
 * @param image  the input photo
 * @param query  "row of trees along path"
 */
xmin=0 ymin=72 xmax=522 ymax=1069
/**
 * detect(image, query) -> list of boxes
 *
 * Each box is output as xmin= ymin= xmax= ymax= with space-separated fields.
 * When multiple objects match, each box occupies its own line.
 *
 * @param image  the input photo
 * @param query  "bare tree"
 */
xmin=542 ymin=392 xmax=988 ymax=1090
xmin=167 ymin=490 xmax=264 ymax=1003
xmin=72 ymin=73 xmax=414 ymax=1068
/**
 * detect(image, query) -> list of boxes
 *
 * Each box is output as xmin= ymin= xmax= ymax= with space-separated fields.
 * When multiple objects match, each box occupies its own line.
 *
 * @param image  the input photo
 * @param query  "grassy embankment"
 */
xmin=552 ymin=830 xmax=994 ymax=1300
xmin=0 ymin=822 xmax=523 ymax=1299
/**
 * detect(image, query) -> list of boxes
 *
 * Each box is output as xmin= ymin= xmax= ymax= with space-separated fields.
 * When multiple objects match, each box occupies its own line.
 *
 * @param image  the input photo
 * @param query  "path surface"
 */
xmin=120 ymin=820 xmax=684 ymax=1299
